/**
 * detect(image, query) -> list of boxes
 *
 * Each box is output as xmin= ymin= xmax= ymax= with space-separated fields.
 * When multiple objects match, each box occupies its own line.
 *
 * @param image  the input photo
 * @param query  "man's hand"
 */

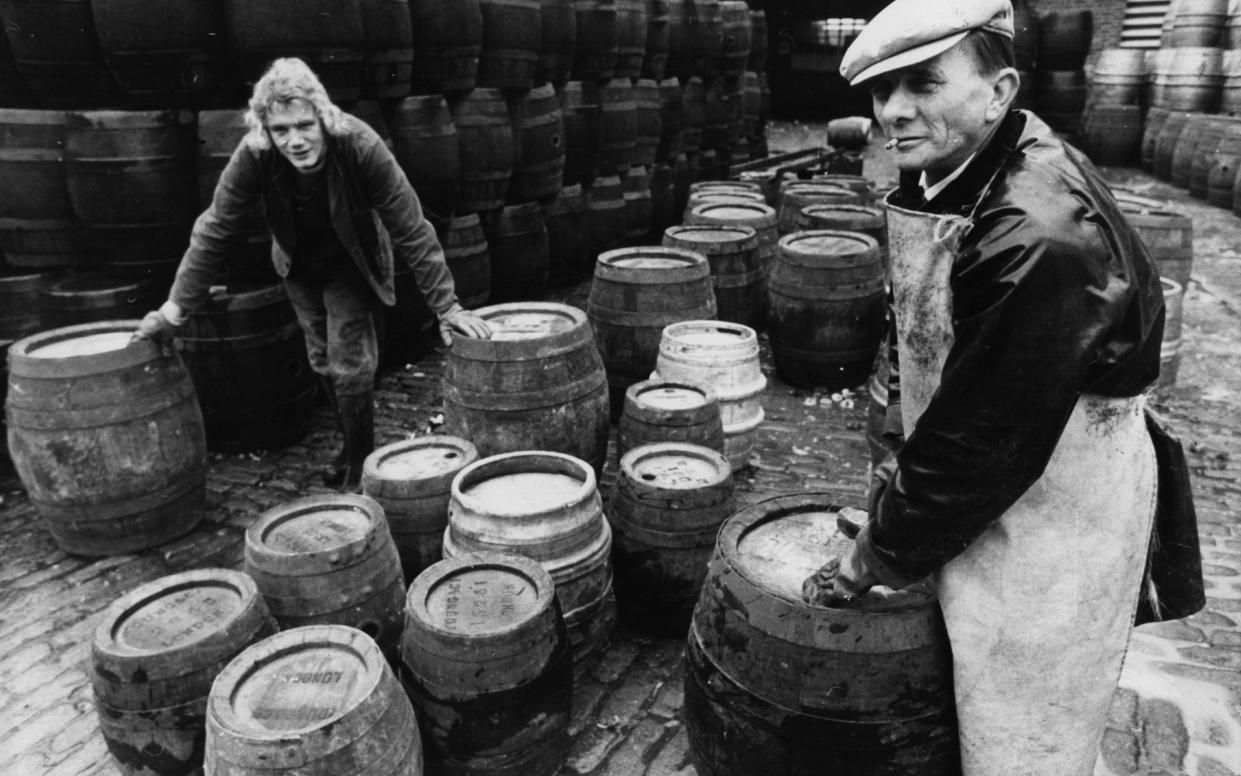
xmin=438 ymin=305 xmax=492 ymax=346
xmin=802 ymin=511 xmax=881 ymax=606
xmin=133 ymin=309 xmax=177 ymax=347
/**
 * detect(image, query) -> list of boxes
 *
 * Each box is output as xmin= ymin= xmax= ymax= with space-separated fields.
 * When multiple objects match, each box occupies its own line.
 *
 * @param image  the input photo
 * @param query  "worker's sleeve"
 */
xmin=355 ymin=130 xmax=459 ymax=317
xmin=856 ymin=206 xmax=1133 ymax=588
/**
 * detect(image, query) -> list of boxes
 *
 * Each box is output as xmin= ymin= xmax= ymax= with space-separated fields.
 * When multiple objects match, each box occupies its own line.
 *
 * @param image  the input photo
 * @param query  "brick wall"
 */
xmin=1029 ymin=0 xmax=1130 ymax=65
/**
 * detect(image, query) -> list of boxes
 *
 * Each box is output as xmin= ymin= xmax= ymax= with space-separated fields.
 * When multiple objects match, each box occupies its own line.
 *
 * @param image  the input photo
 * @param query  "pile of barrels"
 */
xmin=1017 ymin=8 xmax=1095 ymax=142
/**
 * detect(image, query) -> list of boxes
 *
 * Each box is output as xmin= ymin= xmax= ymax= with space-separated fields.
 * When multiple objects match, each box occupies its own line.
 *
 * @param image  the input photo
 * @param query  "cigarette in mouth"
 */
xmin=884 ymin=138 xmax=899 ymax=150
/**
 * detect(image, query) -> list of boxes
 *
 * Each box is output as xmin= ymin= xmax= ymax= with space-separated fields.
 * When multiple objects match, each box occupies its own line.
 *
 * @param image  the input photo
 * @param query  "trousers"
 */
xmin=282 ymin=268 xmax=380 ymax=397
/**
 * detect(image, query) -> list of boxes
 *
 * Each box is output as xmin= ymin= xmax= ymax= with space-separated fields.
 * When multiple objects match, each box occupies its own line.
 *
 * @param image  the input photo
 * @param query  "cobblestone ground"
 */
xmin=0 ymin=126 xmax=1238 ymax=776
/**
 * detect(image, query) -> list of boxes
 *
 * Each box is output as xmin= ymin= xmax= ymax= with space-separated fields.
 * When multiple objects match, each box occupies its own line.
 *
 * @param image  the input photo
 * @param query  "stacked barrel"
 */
xmin=1032 ymin=10 xmax=1093 ymax=141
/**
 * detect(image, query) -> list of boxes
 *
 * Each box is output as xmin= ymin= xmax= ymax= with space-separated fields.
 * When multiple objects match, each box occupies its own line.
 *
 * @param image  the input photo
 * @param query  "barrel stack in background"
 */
xmin=1033 ymin=10 xmax=1092 ymax=142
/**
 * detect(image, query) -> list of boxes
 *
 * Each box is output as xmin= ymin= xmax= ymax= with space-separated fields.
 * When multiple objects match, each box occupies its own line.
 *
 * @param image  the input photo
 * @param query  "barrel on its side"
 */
xmin=226 ymin=0 xmax=365 ymax=101
xmin=409 ymin=0 xmax=482 ymax=92
xmin=508 ymin=83 xmax=566 ymax=204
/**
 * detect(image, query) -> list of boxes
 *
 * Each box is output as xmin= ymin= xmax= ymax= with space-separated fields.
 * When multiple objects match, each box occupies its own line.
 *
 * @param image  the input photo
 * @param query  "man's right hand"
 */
xmin=133 ymin=309 xmax=177 ymax=345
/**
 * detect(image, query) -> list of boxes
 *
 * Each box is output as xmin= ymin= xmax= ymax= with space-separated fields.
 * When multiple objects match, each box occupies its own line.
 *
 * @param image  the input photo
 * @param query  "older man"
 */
xmin=137 ymin=58 xmax=490 ymax=489
xmin=816 ymin=1 xmax=1202 ymax=774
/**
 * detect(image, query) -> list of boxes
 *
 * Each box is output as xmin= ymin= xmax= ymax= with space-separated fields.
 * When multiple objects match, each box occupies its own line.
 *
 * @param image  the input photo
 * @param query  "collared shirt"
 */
xmin=919 ymin=151 xmax=978 ymax=202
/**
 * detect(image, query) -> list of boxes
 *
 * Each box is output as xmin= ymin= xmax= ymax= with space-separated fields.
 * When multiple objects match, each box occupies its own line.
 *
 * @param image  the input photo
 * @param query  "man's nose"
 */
xmin=878 ymin=87 xmax=916 ymax=125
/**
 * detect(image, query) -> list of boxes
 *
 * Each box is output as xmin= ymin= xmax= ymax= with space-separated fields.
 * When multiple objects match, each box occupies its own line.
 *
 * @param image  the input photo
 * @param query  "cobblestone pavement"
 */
xmin=0 ymin=127 xmax=1238 ymax=776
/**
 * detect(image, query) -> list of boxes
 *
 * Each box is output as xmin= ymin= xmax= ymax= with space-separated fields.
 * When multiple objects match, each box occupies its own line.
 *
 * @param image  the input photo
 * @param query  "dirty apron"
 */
xmin=884 ymin=199 xmax=1158 ymax=776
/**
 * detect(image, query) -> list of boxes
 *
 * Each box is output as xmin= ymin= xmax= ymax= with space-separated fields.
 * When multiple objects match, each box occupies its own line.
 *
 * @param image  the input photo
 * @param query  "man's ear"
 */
xmin=987 ymin=67 xmax=1020 ymax=122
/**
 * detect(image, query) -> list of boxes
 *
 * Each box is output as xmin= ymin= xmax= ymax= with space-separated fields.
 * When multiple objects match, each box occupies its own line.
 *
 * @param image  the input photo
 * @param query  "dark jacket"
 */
xmin=168 ymin=113 xmax=457 ymax=315
xmin=860 ymin=111 xmax=1203 ymax=622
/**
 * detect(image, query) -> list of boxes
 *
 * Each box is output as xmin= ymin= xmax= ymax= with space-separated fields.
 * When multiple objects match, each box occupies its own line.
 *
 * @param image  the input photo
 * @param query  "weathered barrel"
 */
xmin=1170 ymin=113 xmax=1213 ymax=190
xmin=1207 ymin=120 xmax=1241 ymax=207
xmin=696 ymin=0 xmax=724 ymax=79
xmin=1037 ymin=10 xmax=1092 ymax=70
xmin=5 ymin=322 xmax=207 ymax=555
xmin=544 ymin=183 xmax=590 ymax=286
xmin=175 ymin=282 xmax=317 ymax=453
xmin=409 ymin=0 xmax=482 ymax=92
xmin=633 ymin=78 xmax=663 ymax=168
xmin=1170 ymin=0 xmax=1229 ymax=47
xmin=1082 ymin=104 xmax=1144 ymax=167
xmin=642 ymin=0 xmax=670 ymax=80
xmin=0 ymin=267 xmax=56 ymax=341
xmin=793 ymin=203 xmax=889 ymax=268
xmin=206 ymin=625 xmax=422 ymax=776
xmin=685 ymin=492 xmax=958 ymax=776
xmin=437 ymin=213 xmax=491 ymax=309
xmin=657 ymin=76 xmax=685 ymax=161
xmin=776 ymin=183 xmax=864 ymax=234
xmin=1141 ymin=107 xmax=1173 ymax=174
xmin=1189 ymin=115 xmax=1240 ymax=198
xmin=768 ymin=231 xmax=886 ymax=391
xmin=227 ymin=0 xmax=365 ymax=101
xmin=508 ymin=84 xmax=566 ymax=204
xmin=1229 ymin=0 xmax=1241 ymax=48
xmin=586 ymin=173 xmax=628 ymax=257
xmin=1088 ymin=46 xmax=1148 ymax=108
xmin=685 ymin=189 xmax=766 ymax=214
xmin=388 ymin=95 xmax=461 ymax=217
xmin=39 ymin=272 xmax=159 ymax=328
xmin=484 ymin=202 xmax=550 ymax=302
xmin=618 ymin=378 xmax=725 ymax=459
xmin=0 ymin=0 xmax=120 ymax=106
xmin=477 ymin=0 xmax=541 ymax=89
xmin=1151 ymin=47 xmax=1224 ymax=112
xmin=663 ymin=223 xmax=764 ymax=329
xmin=652 ymin=320 xmax=764 ymax=471
xmin=588 ymin=246 xmax=717 ymax=416
xmin=747 ymin=9 xmax=766 ymax=69
xmin=681 ymin=76 xmax=706 ymax=154
xmin=92 ymin=569 xmax=277 ymax=776
xmin=649 ymin=160 xmax=677 ymax=237
xmin=0 ymin=108 xmax=86 ymax=270
xmin=559 ymin=80 xmax=604 ymax=187
xmin=442 ymin=302 xmax=610 ymax=475
xmin=600 ymin=77 xmax=639 ymax=174
xmin=450 ymin=89 xmax=514 ymax=213
xmin=1118 ymin=203 xmax=1193 ymax=293
xmin=1222 ymin=49 xmax=1241 ymax=114
xmin=533 ymin=0 xmax=575 ymax=85
xmin=245 ymin=494 xmax=407 ymax=658
xmin=1153 ymin=109 xmax=1193 ymax=181
xmin=623 ymin=164 xmax=653 ymax=243
xmin=684 ymin=200 xmax=778 ymax=272
xmin=614 ymin=0 xmax=649 ymax=79
xmin=573 ymin=0 xmax=619 ymax=81
xmin=718 ymin=1 xmax=751 ymax=77
xmin=361 ymin=0 xmax=415 ymax=97
xmin=1157 ymin=277 xmax=1183 ymax=394
xmin=610 ymin=442 xmax=735 ymax=634
xmin=400 ymin=552 xmax=572 ymax=776
xmin=444 ymin=450 xmax=617 ymax=665
xmin=362 ymin=436 xmax=479 ymax=584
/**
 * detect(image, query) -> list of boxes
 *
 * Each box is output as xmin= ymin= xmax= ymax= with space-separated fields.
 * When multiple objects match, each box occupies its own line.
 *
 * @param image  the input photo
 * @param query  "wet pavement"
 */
xmin=1 ymin=122 xmax=1239 ymax=776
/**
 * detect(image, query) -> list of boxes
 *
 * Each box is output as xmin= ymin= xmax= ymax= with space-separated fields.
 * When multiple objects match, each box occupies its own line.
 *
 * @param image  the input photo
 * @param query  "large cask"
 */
xmin=662 ymin=223 xmax=764 ymax=329
xmin=226 ymin=0 xmax=365 ymax=101
xmin=617 ymin=378 xmax=726 ymax=460
xmin=409 ymin=0 xmax=482 ymax=92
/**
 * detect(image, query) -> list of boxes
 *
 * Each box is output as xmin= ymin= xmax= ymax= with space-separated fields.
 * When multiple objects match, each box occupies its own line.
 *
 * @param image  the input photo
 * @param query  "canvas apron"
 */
xmin=885 ymin=199 xmax=1158 ymax=776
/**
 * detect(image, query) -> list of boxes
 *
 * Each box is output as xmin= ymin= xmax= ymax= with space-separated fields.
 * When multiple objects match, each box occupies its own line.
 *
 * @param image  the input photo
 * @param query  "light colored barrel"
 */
xmin=775 ymin=182 xmax=864 ymax=235
xmin=618 ymin=378 xmax=726 ymax=459
xmin=1088 ymin=46 xmax=1148 ymax=108
xmin=1153 ymin=109 xmax=1194 ymax=181
xmin=652 ymin=320 xmax=764 ymax=471
xmin=205 ymin=625 xmax=421 ymax=776
xmin=444 ymin=450 xmax=616 ymax=665
xmin=1221 ymin=49 xmax=1241 ymax=114
xmin=1141 ymin=107 xmax=1173 ymax=173
xmin=1170 ymin=0 xmax=1229 ymax=47
xmin=1151 ymin=47 xmax=1224 ymax=112
xmin=1208 ymin=120 xmax=1241 ymax=207
xmin=662 ymin=223 xmax=765 ymax=329
xmin=362 ymin=436 xmax=480 ymax=584
xmin=244 ymin=494 xmax=406 ymax=659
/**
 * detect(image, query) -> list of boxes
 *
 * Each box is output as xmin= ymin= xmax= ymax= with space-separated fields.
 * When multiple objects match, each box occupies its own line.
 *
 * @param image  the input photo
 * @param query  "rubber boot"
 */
xmin=320 ymin=378 xmax=349 ymax=487
xmin=334 ymin=391 xmax=375 ymax=492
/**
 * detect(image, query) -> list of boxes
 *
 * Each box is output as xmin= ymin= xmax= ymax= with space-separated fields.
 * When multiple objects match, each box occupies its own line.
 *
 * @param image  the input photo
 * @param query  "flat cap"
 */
xmin=840 ymin=0 xmax=1013 ymax=86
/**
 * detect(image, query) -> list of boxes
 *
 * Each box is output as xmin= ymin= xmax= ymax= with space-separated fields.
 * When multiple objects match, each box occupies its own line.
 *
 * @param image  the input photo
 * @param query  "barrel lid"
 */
xmin=459 ymin=467 xmax=587 ymax=514
xmin=93 ymin=568 xmax=268 ymax=681
xmin=27 ymin=329 xmax=132 ymax=358
xmin=630 ymin=379 xmax=715 ymax=411
xmin=620 ymin=442 xmax=731 ymax=491
xmin=407 ymin=552 xmax=554 ymax=638
xmin=780 ymin=229 xmax=879 ymax=260
xmin=596 ymin=246 xmax=711 ymax=276
xmin=660 ymin=319 xmax=757 ymax=350
xmin=6 ymin=321 xmax=162 ymax=378
xmin=246 ymin=493 xmax=387 ymax=574
xmin=689 ymin=190 xmax=766 ymax=205
xmin=449 ymin=302 xmax=591 ymax=360
xmin=363 ymin=435 xmax=479 ymax=492
xmin=449 ymin=450 xmax=599 ymax=535
xmin=663 ymin=224 xmax=759 ymax=252
xmin=800 ymin=203 xmax=884 ymax=221
xmin=689 ymin=201 xmax=776 ymax=223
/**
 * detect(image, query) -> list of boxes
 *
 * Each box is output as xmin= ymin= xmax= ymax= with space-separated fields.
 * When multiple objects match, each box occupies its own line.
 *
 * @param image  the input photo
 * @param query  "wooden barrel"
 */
xmin=39 ymin=272 xmax=159 ymax=327
xmin=544 ymin=183 xmax=590 ymax=286
xmin=1033 ymin=69 xmax=1086 ymax=132
xmin=409 ymin=0 xmax=482 ymax=92
xmin=572 ymin=0 xmax=619 ymax=81
xmin=206 ymin=624 xmax=422 ymax=776
xmin=684 ymin=200 xmax=778 ymax=273
xmin=695 ymin=0 xmax=723 ymax=79
xmin=1082 ymin=104 xmax=1144 ymax=167
xmin=632 ymin=78 xmax=663 ymax=169
xmin=1157 ymin=277 xmax=1183 ymax=394
xmin=776 ymin=183 xmax=863 ymax=235
xmin=175 ymin=281 xmax=317 ymax=453
xmin=618 ymin=378 xmax=725 ymax=459
xmin=614 ymin=0 xmax=648 ymax=79
xmin=1037 ymin=10 xmax=1092 ymax=70
xmin=768 ymin=231 xmax=886 ymax=391
xmin=5 ymin=321 xmax=207 ymax=555
xmin=685 ymin=189 xmax=766 ymax=214
xmin=484 ymin=202 xmax=550 ymax=302
xmin=0 ymin=108 xmax=85 ymax=270
xmin=400 ymin=552 xmax=572 ymax=776
xmin=444 ymin=450 xmax=617 ymax=664
xmin=92 ymin=0 xmax=229 ymax=107
xmin=622 ymin=164 xmax=653 ymax=243
xmin=508 ymin=84 xmax=566 ymax=204
xmin=361 ymin=0 xmax=415 ymax=98
xmin=588 ymin=246 xmax=717 ymax=416
xmin=1230 ymin=0 xmax=1241 ymax=49
xmin=1152 ymin=47 xmax=1224 ymax=113
xmin=1154 ymin=109 xmax=1194 ymax=181
xmin=642 ymin=0 xmax=670 ymax=80
xmin=649 ymin=161 xmax=677 ymax=238
xmin=477 ymin=0 xmax=540 ymax=89
xmin=558 ymin=80 xmax=604 ymax=187
xmin=1170 ymin=113 xmax=1214 ymax=189
xmin=610 ymin=442 xmax=734 ymax=634
xmin=681 ymin=76 xmax=706 ymax=154
xmin=450 ymin=89 xmax=514 ymax=213
xmin=0 ymin=267 xmax=56 ymax=341
xmin=1222 ymin=49 xmax=1241 ymax=114
xmin=793 ymin=203 xmax=889 ymax=269
xmin=196 ymin=109 xmax=272 ymax=279
xmin=1089 ymin=46 xmax=1148 ymax=108
xmin=227 ymin=0 xmax=365 ymax=102
xmin=387 ymin=95 xmax=461 ymax=217
xmin=747 ymin=9 xmax=766 ymax=71
xmin=670 ymin=152 xmax=692 ymax=217
xmin=599 ymin=78 xmax=638 ymax=174
xmin=700 ymin=75 xmax=740 ymax=150
xmin=436 ymin=213 xmax=491 ymax=309
xmin=1119 ymin=203 xmax=1193 ymax=292
xmin=718 ymin=1 xmax=751 ymax=77
xmin=245 ymin=494 xmax=406 ymax=657
xmin=1207 ymin=120 xmax=1241 ymax=207
xmin=92 ymin=569 xmax=277 ymax=776
xmin=586 ymin=173 xmax=628 ymax=257
xmin=442 ymin=302 xmax=610 ymax=474
xmin=361 ymin=436 xmax=479 ymax=584
xmin=652 ymin=320 xmax=764 ymax=471
xmin=0 ymin=0 xmax=120 ymax=106
xmin=1141 ymin=106 xmax=1173 ymax=173
xmin=1189 ymin=115 xmax=1240 ymax=198
xmin=537 ymin=0 xmax=577 ymax=84
xmin=656 ymin=77 xmax=684 ymax=161
xmin=685 ymin=492 xmax=957 ymax=776
xmin=663 ymin=223 xmax=764 ymax=329
xmin=665 ymin=0 xmax=697 ymax=80
xmin=1170 ymin=0 xmax=1229 ymax=47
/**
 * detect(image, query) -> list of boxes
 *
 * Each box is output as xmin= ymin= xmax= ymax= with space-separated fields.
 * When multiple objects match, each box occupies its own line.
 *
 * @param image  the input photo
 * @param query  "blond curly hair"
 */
xmin=243 ymin=58 xmax=347 ymax=150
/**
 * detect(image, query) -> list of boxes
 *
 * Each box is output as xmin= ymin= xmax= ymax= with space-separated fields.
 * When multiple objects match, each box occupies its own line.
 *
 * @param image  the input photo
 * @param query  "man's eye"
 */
xmin=910 ymin=78 xmax=938 ymax=94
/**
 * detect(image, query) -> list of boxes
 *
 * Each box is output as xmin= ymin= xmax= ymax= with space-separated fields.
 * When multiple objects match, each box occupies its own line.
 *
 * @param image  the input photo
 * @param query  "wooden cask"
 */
xmin=775 ymin=182 xmax=864 ymax=235
xmin=599 ymin=77 xmax=638 ymax=174
xmin=1151 ymin=47 xmax=1223 ymax=113
xmin=652 ymin=320 xmax=764 ymax=471
xmin=1169 ymin=113 xmax=1213 ymax=190
xmin=436 ymin=213 xmax=491 ymax=309
xmin=558 ymin=80 xmax=604 ymax=188
xmin=544 ymin=183 xmax=591 ymax=286
xmin=585 ymin=173 xmax=628 ymax=257
xmin=39 ymin=272 xmax=159 ymax=327
xmin=444 ymin=450 xmax=617 ymax=665
xmin=536 ymin=0 xmax=576 ymax=85
xmin=400 ymin=552 xmax=572 ymax=776
xmin=245 ymin=494 xmax=407 ymax=659
xmin=1141 ymin=107 xmax=1172 ymax=174
xmin=642 ymin=0 xmax=670 ymax=80
xmin=792 ymin=203 xmax=889 ymax=269
xmin=442 ymin=302 xmax=610 ymax=475
xmin=1207 ymin=120 xmax=1241 ymax=207
xmin=622 ymin=164 xmax=653 ymax=244
xmin=610 ymin=442 xmax=735 ymax=634
xmin=656 ymin=77 xmax=684 ymax=161
xmin=685 ymin=492 xmax=957 ymax=776
xmin=477 ymin=0 xmax=541 ymax=89
xmin=362 ymin=436 xmax=480 ymax=585
xmin=227 ymin=0 xmax=365 ymax=101
xmin=572 ymin=0 xmax=619 ymax=81
xmin=768 ymin=230 xmax=886 ymax=391
xmin=387 ymin=95 xmax=461 ymax=217
xmin=617 ymin=378 xmax=725 ymax=459
xmin=0 ymin=267 xmax=58 ymax=340
xmin=718 ymin=1 xmax=751 ymax=77
xmin=409 ymin=0 xmax=482 ymax=92
xmin=206 ymin=625 xmax=422 ymax=775
xmin=1153 ymin=109 xmax=1193 ymax=181
xmin=662 ymin=223 xmax=764 ymax=329
xmin=0 ymin=108 xmax=83 ymax=271
xmin=93 ymin=569 xmax=277 ymax=776
xmin=361 ymin=0 xmax=415 ymax=98
xmin=449 ymin=89 xmax=514 ymax=213
xmin=684 ymin=200 xmax=778 ymax=272
xmin=483 ymin=202 xmax=550 ymax=302
xmin=0 ymin=0 xmax=120 ymax=106
xmin=6 ymin=322 xmax=207 ymax=556
xmin=633 ymin=78 xmax=663 ymax=168
xmin=508 ymin=83 xmax=566 ymax=204
xmin=614 ymin=0 xmax=648 ymax=79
